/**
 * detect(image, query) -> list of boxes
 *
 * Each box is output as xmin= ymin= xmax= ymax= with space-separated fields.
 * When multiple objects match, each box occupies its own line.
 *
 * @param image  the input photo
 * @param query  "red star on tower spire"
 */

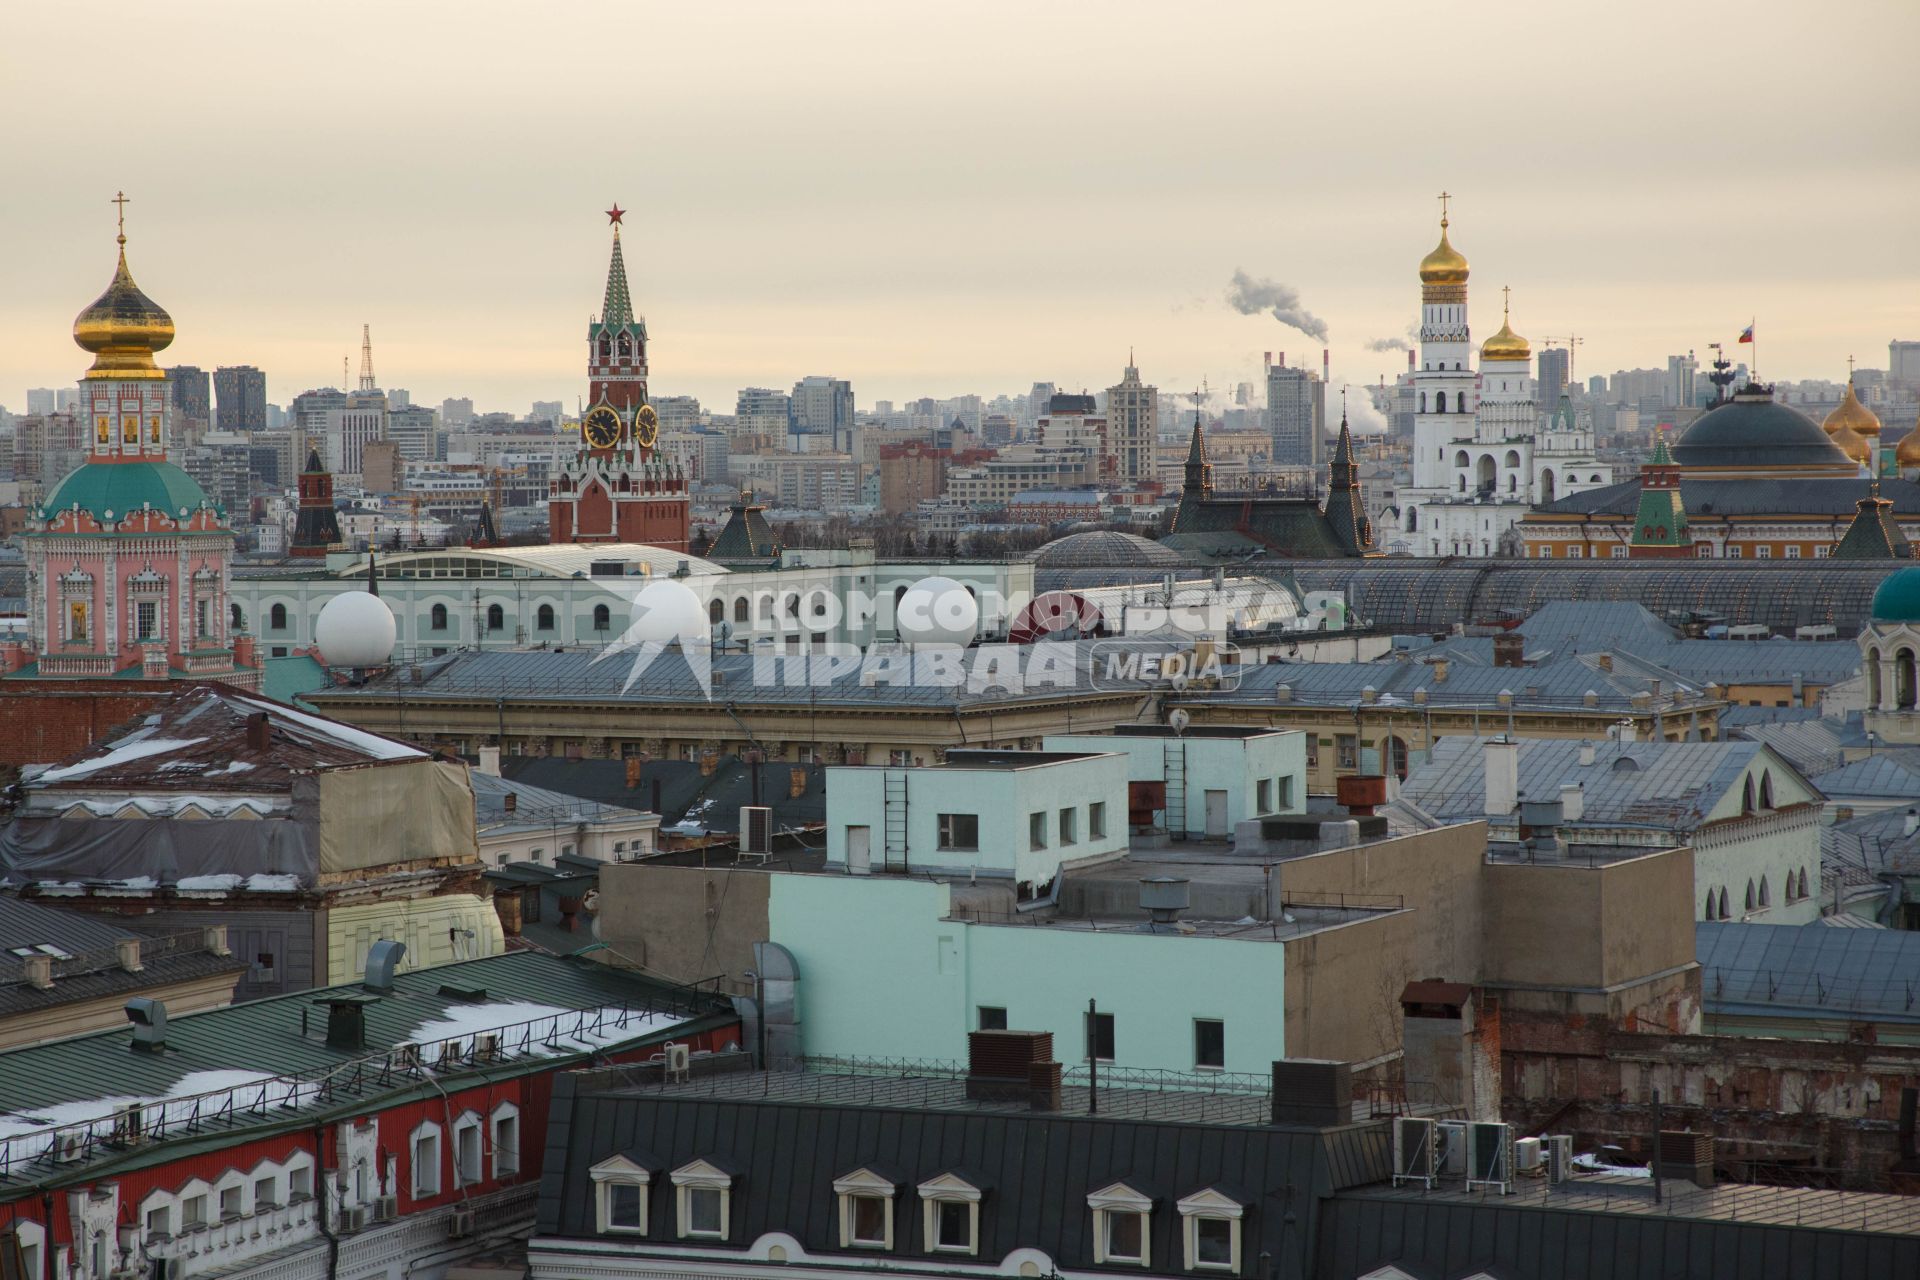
xmin=605 ymin=203 xmax=625 ymax=226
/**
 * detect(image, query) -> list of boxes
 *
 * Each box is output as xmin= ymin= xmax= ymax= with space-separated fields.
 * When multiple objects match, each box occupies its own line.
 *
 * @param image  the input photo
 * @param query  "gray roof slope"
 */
xmin=1825 ymin=807 xmax=1920 ymax=884
xmin=1697 ymin=921 xmax=1920 ymax=1022
xmin=537 ymin=1070 xmax=1382 ymax=1269
xmin=500 ymin=756 xmax=825 ymax=835
xmin=470 ymin=770 xmax=654 ymax=835
xmin=1195 ymin=652 xmax=1685 ymax=712
xmin=0 ymin=895 xmax=139 ymax=953
xmin=1400 ymin=737 xmax=1792 ymax=831
xmin=1809 ymin=752 xmax=1920 ymax=802
xmin=1725 ymin=714 xmax=1849 ymax=774
xmin=1539 ymin=475 xmax=1920 ymax=517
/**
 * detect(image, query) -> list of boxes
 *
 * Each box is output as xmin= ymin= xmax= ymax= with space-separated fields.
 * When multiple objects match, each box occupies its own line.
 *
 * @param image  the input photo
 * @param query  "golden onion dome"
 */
xmin=73 ymin=234 xmax=174 ymax=380
xmin=1823 ymin=380 xmax=1882 ymax=441
xmin=1419 ymin=219 xmax=1470 ymax=285
xmin=1828 ymin=418 xmax=1872 ymax=467
xmin=1895 ymin=413 xmax=1920 ymax=468
xmin=1480 ymin=289 xmax=1529 ymax=361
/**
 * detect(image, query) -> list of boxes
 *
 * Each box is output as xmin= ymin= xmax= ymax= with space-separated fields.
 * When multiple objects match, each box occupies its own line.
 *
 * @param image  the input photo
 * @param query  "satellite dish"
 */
xmin=1170 ymin=673 xmax=1190 ymax=693
xmin=1169 ymin=708 xmax=1191 ymax=735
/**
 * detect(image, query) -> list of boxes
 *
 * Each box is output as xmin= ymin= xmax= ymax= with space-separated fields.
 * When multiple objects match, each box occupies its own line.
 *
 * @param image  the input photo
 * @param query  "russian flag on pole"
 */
xmin=1738 ymin=324 xmax=1755 ymax=344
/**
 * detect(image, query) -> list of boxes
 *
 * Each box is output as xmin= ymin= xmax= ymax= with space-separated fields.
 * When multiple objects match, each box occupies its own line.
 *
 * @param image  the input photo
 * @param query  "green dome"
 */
xmin=40 ymin=460 xmax=220 ymax=525
xmin=1872 ymin=567 xmax=1920 ymax=624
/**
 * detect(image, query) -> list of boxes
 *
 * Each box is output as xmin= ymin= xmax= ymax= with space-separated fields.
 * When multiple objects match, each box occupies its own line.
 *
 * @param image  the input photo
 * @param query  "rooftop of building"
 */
xmin=233 ymin=542 xmax=727 ymax=583
xmin=498 ymin=754 xmax=825 ymax=837
xmin=0 ymin=900 xmax=245 ymax=1020
xmin=1697 ymin=919 xmax=1920 ymax=1025
xmin=0 ymin=949 xmax=733 ymax=1188
xmin=1184 ymin=648 xmax=1705 ymax=713
xmin=470 ymin=768 xmax=656 ymax=839
xmin=1538 ymin=475 xmax=1920 ymax=518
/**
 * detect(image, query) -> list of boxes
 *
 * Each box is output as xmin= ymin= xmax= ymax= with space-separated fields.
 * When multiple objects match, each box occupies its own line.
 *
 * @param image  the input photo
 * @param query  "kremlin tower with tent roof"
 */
xmin=1 ymin=195 xmax=258 ymax=701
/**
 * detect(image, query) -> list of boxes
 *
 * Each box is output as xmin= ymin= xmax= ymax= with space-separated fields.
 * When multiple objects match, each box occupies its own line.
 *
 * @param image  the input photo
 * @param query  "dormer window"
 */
xmin=591 ymin=1153 xmax=657 ymax=1235
xmin=833 ymin=1168 xmax=897 ymax=1249
xmin=1176 ymin=1188 xmax=1246 ymax=1272
xmin=1088 ymin=1181 xmax=1154 ymax=1267
xmin=918 ymin=1171 xmax=985 ymax=1255
xmin=670 ymin=1159 xmax=734 ymax=1240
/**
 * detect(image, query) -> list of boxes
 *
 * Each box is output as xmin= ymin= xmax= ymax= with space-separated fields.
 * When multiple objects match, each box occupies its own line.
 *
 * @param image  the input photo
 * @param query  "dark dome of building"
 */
xmin=1028 ymin=530 xmax=1187 ymax=569
xmin=1670 ymin=388 xmax=1851 ymax=470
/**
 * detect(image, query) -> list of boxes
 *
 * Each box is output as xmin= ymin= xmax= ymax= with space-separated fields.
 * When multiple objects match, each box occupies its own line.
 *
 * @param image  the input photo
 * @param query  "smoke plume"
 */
xmin=1364 ymin=337 xmax=1412 ymax=353
xmin=1225 ymin=270 xmax=1329 ymax=343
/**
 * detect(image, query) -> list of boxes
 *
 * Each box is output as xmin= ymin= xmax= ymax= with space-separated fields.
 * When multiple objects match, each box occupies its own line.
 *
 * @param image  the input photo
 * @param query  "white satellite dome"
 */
xmin=314 ymin=591 xmax=397 ymax=668
xmin=896 ymin=576 xmax=979 ymax=648
xmin=625 ymin=579 xmax=708 ymax=645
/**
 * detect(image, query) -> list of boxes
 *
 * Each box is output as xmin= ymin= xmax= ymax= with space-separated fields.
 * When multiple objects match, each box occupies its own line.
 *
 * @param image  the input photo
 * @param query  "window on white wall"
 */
xmin=144 ymin=1207 xmax=170 ymax=1242
xmin=181 ymin=1194 xmax=208 ymax=1231
xmin=834 ymin=1168 xmax=896 ymax=1248
xmin=590 ymin=1155 xmax=655 ymax=1234
xmin=670 ymin=1160 xmax=733 ymax=1240
xmin=411 ymin=1122 xmax=443 ymax=1198
xmin=1089 ymin=802 xmax=1107 ymax=840
xmin=918 ymin=1173 xmax=984 ymax=1254
xmin=1177 ymin=1188 xmax=1245 ymax=1271
xmin=1088 ymin=1182 xmax=1153 ymax=1266
xmin=492 ymin=1103 xmax=521 ymax=1178
xmin=453 ymin=1113 xmax=483 ymax=1186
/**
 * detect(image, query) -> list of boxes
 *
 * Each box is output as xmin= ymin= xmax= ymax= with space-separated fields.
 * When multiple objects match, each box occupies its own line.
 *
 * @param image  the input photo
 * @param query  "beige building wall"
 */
xmin=594 ymin=863 xmax=771 ymax=991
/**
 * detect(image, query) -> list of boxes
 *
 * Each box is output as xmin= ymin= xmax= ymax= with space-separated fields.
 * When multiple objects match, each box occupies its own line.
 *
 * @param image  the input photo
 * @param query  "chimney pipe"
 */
xmin=24 ymin=955 xmax=53 ymax=990
xmin=1906 ymin=809 xmax=1919 ymax=838
xmin=1483 ymin=737 xmax=1519 ymax=819
xmin=1323 ymin=348 xmax=1330 ymax=387
xmin=246 ymin=711 xmax=271 ymax=753
xmin=503 ymin=790 xmax=517 ymax=814
xmin=477 ymin=745 xmax=501 ymax=776
xmin=125 ymin=998 xmax=168 ymax=1052
xmin=363 ymin=939 xmax=406 ymax=992
xmin=116 ymin=938 xmax=145 ymax=973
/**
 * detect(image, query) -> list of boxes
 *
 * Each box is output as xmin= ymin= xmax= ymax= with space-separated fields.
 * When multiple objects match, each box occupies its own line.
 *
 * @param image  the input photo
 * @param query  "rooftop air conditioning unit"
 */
xmin=1435 ymin=1121 xmax=1467 ymax=1177
xmin=394 ymin=1044 xmax=423 ymax=1071
xmin=1545 ymin=1134 xmax=1574 ymax=1185
xmin=339 ymin=1207 xmax=368 ymax=1233
xmin=665 ymin=1042 xmax=692 ymax=1082
xmin=437 ymin=1040 xmax=462 ymax=1068
xmin=1392 ymin=1117 xmax=1436 ymax=1189
xmin=110 ymin=1103 xmax=145 ymax=1147
xmin=374 ymin=1196 xmax=398 ymax=1222
xmin=448 ymin=1206 xmax=475 ymax=1239
xmin=1467 ymin=1121 xmax=1513 ymax=1194
xmin=150 ymin=1257 xmax=180 ymax=1280
xmin=739 ymin=806 xmax=773 ymax=863
xmin=1514 ymin=1136 xmax=1543 ymax=1172
xmin=475 ymin=1033 xmax=502 ymax=1063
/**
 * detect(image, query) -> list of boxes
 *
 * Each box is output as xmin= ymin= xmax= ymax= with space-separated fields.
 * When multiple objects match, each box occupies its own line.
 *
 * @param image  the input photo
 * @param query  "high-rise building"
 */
xmin=1666 ymin=352 xmax=1699 ymax=409
xmin=26 ymin=389 xmax=56 ymax=416
xmin=166 ymin=365 xmax=211 ymax=423
xmin=1588 ymin=374 xmax=1607 ymax=396
xmin=530 ymin=399 xmax=562 ymax=426
xmin=735 ymin=387 xmax=792 ymax=438
xmin=1889 ymin=340 xmax=1920 ymax=388
xmin=213 ymin=365 xmax=267 ymax=432
xmin=1266 ymin=361 xmax=1326 ymax=470
xmin=653 ymin=396 xmax=703 ymax=434
xmin=387 ymin=404 xmax=439 ymax=461
xmin=1536 ymin=348 xmax=1569 ymax=417
xmin=441 ymin=397 xmax=475 ymax=427
xmin=790 ymin=375 xmax=855 ymax=450
xmin=1106 ymin=359 xmax=1158 ymax=484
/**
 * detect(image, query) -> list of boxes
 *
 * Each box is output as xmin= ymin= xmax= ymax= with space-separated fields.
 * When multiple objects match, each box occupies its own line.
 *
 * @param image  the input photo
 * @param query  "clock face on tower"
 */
xmin=634 ymin=403 xmax=659 ymax=449
xmin=582 ymin=403 xmax=621 ymax=450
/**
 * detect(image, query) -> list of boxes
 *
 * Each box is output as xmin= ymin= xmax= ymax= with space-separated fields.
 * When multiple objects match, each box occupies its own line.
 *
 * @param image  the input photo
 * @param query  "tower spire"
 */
xmin=111 ymin=190 xmax=129 ymax=247
xmin=358 ymin=324 xmax=376 ymax=392
xmin=601 ymin=215 xmax=634 ymax=327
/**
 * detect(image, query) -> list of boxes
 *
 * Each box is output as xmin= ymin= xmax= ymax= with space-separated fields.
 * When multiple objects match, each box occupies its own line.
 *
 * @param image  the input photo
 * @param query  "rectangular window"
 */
xmin=1335 ymin=735 xmax=1358 ymax=770
xmin=196 ymin=599 xmax=209 ymax=636
xmin=1566 ymin=546 xmax=1582 ymax=558
xmin=290 ymin=1167 xmax=313 ymax=1201
xmin=1256 ymin=779 xmax=1273 ymax=814
xmin=607 ymin=1182 xmax=644 ymax=1230
xmin=254 ymin=1176 xmax=277 ymax=1208
xmin=849 ymin=1195 xmax=888 ymax=1245
xmin=1785 ymin=544 xmax=1802 ymax=558
xmin=1194 ymin=1019 xmax=1225 ymax=1070
xmin=1277 ymin=775 xmax=1294 ymax=810
xmin=1195 ymin=1217 xmax=1235 ymax=1267
xmin=1086 ymin=1010 xmax=1115 ymax=1062
xmin=1029 ymin=811 xmax=1048 ymax=850
xmin=1610 ymin=544 xmax=1628 ymax=558
xmin=685 ymin=1187 xmax=724 ymax=1237
xmin=1726 ymin=545 xmax=1741 ymax=558
xmin=935 ymin=1200 xmax=972 ymax=1251
xmin=146 ymin=1207 xmax=170 ymax=1240
xmin=494 ymin=1113 xmax=520 ymax=1177
xmin=1756 ymin=545 xmax=1772 ymax=559
xmin=219 ymin=1186 xmax=242 ymax=1220
xmin=937 ymin=813 xmax=979 ymax=851
xmin=182 ymin=1195 xmax=207 ymax=1230
xmin=455 ymin=1123 xmax=482 ymax=1186
xmin=1089 ymin=801 xmax=1107 ymax=840
xmin=136 ymin=601 xmax=157 ymax=639
xmin=413 ymin=1133 xmax=441 ymax=1197
xmin=1058 ymin=806 xmax=1077 ymax=844
xmin=521 ymin=888 xmax=543 ymax=922
xmin=1106 ymin=1210 xmax=1144 ymax=1262
xmin=978 ymin=1006 xmax=1008 ymax=1031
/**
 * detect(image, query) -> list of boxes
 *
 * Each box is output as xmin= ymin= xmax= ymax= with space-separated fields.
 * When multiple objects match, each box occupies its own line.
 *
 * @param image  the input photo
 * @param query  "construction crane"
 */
xmin=1556 ymin=334 xmax=1586 ymax=382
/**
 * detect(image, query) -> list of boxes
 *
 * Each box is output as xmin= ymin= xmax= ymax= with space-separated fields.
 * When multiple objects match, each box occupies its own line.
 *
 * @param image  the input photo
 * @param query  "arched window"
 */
xmin=1759 ymin=771 xmax=1775 ymax=810
xmin=734 ymin=597 xmax=750 ymax=624
xmin=1406 ymin=506 xmax=1418 ymax=532
xmin=1507 ymin=474 xmax=1517 ymax=493
xmin=597 ymin=335 xmax=611 ymax=361
xmin=430 ymin=603 xmax=448 ymax=632
xmin=1436 ymin=391 xmax=1447 ymax=414
xmin=1868 ymin=646 xmax=1882 ymax=708
xmin=1759 ymin=875 xmax=1771 ymax=908
xmin=1419 ymin=392 xmax=1428 ymax=413
xmin=269 ymin=603 xmax=288 ymax=630
xmin=536 ymin=604 xmax=555 ymax=631
xmin=1799 ymin=868 xmax=1811 ymax=900
xmin=708 ymin=598 xmax=724 ymax=624
xmin=1718 ymin=887 xmax=1730 ymax=919
xmin=1476 ymin=455 xmax=1496 ymax=493
xmin=230 ymin=603 xmax=245 ymax=632
xmin=1589 ymin=473 xmax=1602 ymax=484
xmin=1742 ymin=777 xmax=1755 ymax=814
xmin=486 ymin=603 xmax=504 ymax=632
xmin=616 ymin=332 xmax=631 ymax=359
xmin=1897 ymin=647 xmax=1918 ymax=710
xmin=1504 ymin=449 xmax=1521 ymax=469
xmin=592 ymin=604 xmax=611 ymax=632
xmin=1745 ymin=880 xmax=1756 ymax=912
xmin=1457 ymin=475 xmax=1466 ymax=493
xmin=1457 ymin=392 xmax=1469 ymax=411
xmin=1704 ymin=890 xmax=1719 ymax=919
xmin=1454 ymin=450 xmax=1470 ymax=468
xmin=1541 ymin=469 xmax=1557 ymax=504
xmin=784 ymin=594 xmax=800 ymax=619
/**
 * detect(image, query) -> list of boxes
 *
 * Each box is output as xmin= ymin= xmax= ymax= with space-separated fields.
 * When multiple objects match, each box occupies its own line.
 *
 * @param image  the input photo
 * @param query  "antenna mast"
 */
xmin=359 ymin=324 xmax=377 ymax=392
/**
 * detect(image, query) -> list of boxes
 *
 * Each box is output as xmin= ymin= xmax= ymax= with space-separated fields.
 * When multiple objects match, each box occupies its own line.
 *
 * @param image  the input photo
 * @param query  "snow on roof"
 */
xmin=34 ymin=738 xmax=206 ymax=783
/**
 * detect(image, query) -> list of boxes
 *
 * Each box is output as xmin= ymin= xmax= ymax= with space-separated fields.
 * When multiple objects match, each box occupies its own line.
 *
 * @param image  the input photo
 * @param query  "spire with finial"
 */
xmin=601 ymin=204 xmax=634 ymax=326
xmin=74 ymin=190 xmax=175 ymax=380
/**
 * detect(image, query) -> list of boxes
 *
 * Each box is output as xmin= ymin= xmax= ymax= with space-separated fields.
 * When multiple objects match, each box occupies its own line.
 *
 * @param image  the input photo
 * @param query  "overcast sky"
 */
xmin=4 ymin=0 xmax=1916 ymax=419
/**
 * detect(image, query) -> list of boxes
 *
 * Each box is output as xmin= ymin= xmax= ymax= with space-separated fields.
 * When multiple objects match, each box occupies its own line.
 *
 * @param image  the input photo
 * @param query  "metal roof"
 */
xmin=337 ymin=543 xmax=729 ymax=581
xmin=1809 ymin=752 xmax=1920 ymax=803
xmin=1190 ymin=652 xmax=1692 ymax=714
xmin=1698 ymin=921 xmax=1920 ymax=1022
xmin=1399 ymin=737 xmax=1791 ymax=832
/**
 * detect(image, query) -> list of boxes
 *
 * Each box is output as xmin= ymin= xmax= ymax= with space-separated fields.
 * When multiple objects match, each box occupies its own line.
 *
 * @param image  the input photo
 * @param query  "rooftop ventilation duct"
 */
xmin=1139 ymin=876 xmax=1190 ymax=927
xmin=363 ymin=939 xmax=407 ymax=993
xmin=126 ymin=997 xmax=168 ymax=1052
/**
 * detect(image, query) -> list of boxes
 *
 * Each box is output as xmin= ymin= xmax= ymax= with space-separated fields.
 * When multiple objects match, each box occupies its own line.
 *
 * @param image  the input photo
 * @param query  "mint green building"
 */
xmin=1043 ymin=727 xmax=1306 ymax=838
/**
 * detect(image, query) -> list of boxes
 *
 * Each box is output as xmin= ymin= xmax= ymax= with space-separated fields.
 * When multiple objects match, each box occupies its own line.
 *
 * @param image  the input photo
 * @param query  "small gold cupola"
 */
xmin=72 ymin=192 xmax=174 ymax=381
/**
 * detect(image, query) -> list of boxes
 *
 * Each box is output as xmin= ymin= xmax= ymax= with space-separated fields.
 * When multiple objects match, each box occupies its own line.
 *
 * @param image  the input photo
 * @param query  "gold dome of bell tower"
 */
xmin=72 ymin=192 xmax=174 ymax=381
xmin=1822 ymin=359 xmax=1882 ymax=444
xmin=1419 ymin=192 xmax=1469 ymax=303
xmin=1480 ymin=286 xmax=1530 ymax=362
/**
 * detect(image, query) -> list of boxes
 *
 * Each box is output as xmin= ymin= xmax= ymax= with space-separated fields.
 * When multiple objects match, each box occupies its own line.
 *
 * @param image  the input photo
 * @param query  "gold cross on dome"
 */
xmin=111 ymin=190 xmax=129 ymax=242
xmin=1502 ymin=284 xmax=1511 ymax=319
xmin=1438 ymin=190 xmax=1451 ymax=225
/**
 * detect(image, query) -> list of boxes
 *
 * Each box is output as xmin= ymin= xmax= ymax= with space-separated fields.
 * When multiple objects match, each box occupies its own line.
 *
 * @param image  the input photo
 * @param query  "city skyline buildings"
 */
xmin=1 ymin=2 xmax=1915 ymax=415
